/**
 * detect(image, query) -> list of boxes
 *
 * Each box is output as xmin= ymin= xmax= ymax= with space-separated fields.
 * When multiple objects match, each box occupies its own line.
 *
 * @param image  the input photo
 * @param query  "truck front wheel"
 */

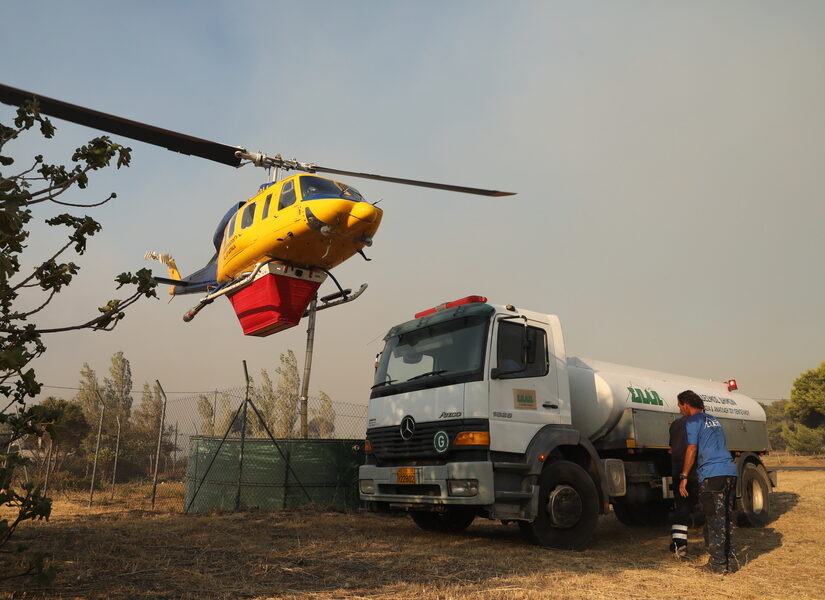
xmin=410 ymin=507 xmax=476 ymax=533
xmin=736 ymin=463 xmax=771 ymax=527
xmin=519 ymin=460 xmax=599 ymax=550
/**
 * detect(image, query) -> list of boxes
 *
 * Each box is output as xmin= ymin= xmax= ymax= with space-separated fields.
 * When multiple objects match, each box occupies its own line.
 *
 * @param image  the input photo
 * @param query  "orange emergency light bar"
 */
xmin=414 ymin=295 xmax=487 ymax=319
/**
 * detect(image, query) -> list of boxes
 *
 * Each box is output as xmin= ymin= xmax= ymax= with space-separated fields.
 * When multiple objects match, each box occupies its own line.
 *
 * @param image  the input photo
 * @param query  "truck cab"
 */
xmin=360 ymin=296 xmax=609 ymax=549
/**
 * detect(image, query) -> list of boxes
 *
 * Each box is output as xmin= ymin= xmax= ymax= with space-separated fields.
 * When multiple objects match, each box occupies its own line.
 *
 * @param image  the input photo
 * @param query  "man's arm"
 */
xmin=679 ymin=444 xmax=697 ymax=497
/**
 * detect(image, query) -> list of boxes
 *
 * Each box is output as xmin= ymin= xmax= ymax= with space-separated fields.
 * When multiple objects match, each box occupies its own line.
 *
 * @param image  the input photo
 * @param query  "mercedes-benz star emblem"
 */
xmin=399 ymin=415 xmax=416 ymax=441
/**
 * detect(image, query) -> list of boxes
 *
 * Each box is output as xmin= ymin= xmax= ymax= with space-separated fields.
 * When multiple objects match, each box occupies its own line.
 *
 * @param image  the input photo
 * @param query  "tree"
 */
xmin=274 ymin=351 xmax=300 ymax=438
xmin=196 ymin=394 xmax=216 ymax=436
xmin=103 ymin=351 xmax=132 ymax=426
xmin=75 ymin=362 xmax=102 ymax=430
xmin=760 ymin=400 xmax=790 ymax=452
xmin=36 ymin=397 xmax=89 ymax=475
xmin=130 ymin=383 xmax=164 ymax=474
xmin=250 ymin=370 xmax=278 ymax=437
xmin=0 ymin=98 xmax=156 ymax=581
xmin=308 ymin=391 xmax=335 ymax=438
xmin=786 ymin=362 xmax=825 ymax=430
xmin=782 ymin=423 xmax=825 ymax=456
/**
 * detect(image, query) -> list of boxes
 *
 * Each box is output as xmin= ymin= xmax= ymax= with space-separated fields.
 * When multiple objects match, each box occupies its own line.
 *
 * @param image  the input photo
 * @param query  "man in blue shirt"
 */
xmin=677 ymin=390 xmax=739 ymax=574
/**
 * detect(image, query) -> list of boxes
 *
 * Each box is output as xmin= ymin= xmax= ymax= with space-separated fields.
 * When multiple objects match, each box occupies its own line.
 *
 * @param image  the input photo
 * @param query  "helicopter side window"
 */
xmin=279 ymin=180 xmax=296 ymax=210
xmin=241 ymin=203 xmax=256 ymax=229
xmin=262 ymin=194 xmax=272 ymax=219
xmin=225 ymin=210 xmax=238 ymax=240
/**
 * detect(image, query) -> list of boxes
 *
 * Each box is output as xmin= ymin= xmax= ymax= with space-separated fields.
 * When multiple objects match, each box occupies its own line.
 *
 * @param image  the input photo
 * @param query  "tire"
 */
xmin=519 ymin=460 xmax=599 ymax=550
xmin=736 ymin=463 xmax=771 ymax=527
xmin=410 ymin=507 xmax=476 ymax=533
xmin=611 ymin=495 xmax=670 ymax=526
xmin=611 ymin=495 xmax=640 ymax=526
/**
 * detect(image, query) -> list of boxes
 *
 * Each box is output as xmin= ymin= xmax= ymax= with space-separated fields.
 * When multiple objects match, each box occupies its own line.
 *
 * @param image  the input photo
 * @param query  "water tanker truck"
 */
xmin=359 ymin=296 xmax=774 ymax=549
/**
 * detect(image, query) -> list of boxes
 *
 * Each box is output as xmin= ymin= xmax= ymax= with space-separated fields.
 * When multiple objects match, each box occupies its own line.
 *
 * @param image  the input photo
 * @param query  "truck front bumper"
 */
xmin=359 ymin=461 xmax=495 ymax=506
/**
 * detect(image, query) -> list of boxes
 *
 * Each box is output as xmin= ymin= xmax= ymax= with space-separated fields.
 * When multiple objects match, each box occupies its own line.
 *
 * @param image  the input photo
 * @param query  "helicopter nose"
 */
xmin=347 ymin=201 xmax=382 ymax=228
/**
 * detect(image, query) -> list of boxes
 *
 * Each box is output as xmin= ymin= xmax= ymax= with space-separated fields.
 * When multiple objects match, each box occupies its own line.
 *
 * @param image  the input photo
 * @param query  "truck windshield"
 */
xmin=371 ymin=315 xmax=489 ymax=398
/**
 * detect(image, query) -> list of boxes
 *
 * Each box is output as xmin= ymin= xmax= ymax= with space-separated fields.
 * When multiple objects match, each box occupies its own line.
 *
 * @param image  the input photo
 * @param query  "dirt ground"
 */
xmin=2 ymin=470 xmax=824 ymax=600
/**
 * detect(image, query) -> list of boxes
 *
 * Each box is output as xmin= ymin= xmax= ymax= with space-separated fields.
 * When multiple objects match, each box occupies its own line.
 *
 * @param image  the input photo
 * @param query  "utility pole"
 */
xmin=299 ymin=295 xmax=318 ymax=439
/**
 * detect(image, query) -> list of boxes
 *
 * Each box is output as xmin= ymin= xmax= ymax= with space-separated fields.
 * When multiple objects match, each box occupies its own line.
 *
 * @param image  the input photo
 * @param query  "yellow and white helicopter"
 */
xmin=0 ymin=84 xmax=514 ymax=336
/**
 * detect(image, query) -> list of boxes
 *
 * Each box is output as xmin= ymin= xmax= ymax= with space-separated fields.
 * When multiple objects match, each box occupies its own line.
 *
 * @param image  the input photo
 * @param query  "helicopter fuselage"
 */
xmin=216 ymin=173 xmax=382 ymax=282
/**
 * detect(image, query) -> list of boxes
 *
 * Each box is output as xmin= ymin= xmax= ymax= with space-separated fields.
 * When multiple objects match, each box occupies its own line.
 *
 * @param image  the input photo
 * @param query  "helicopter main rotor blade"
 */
xmin=312 ymin=165 xmax=514 ymax=197
xmin=1 ymin=83 xmax=516 ymax=196
xmin=0 ymin=83 xmax=244 ymax=167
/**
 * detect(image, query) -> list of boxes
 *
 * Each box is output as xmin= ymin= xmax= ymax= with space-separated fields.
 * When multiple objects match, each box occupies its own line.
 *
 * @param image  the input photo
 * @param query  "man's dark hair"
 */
xmin=677 ymin=390 xmax=704 ymax=410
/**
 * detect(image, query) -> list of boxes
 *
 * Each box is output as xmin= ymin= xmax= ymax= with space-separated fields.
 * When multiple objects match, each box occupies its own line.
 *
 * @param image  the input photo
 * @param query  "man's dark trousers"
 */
xmin=699 ymin=475 xmax=737 ymax=572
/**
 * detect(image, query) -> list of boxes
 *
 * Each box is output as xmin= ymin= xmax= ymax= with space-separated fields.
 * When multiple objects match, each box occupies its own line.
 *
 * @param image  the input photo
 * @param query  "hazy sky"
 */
xmin=2 ymin=1 xmax=823 ymax=408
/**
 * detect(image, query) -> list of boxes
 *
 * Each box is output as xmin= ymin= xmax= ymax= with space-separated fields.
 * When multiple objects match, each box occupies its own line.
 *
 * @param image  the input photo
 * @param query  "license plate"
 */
xmin=396 ymin=467 xmax=418 ymax=485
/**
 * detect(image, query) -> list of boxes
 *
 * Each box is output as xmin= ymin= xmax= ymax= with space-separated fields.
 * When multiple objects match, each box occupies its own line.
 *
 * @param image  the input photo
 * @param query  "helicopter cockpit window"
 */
xmin=300 ymin=176 xmax=364 ymax=202
xmin=241 ymin=203 xmax=256 ymax=229
xmin=262 ymin=193 xmax=272 ymax=219
xmin=279 ymin=180 xmax=296 ymax=210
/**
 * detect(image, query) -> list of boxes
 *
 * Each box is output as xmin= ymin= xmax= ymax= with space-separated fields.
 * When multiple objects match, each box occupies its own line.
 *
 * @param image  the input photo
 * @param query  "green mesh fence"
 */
xmin=185 ymin=436 xmax=365 ymax=512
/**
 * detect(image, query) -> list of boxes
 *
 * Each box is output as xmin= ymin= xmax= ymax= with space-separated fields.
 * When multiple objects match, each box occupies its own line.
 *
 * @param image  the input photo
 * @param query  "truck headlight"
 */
xmin=447 ymin=479 xmax=479 ymax=497
xmin=359 ymin=479 xmax=375 ymax=494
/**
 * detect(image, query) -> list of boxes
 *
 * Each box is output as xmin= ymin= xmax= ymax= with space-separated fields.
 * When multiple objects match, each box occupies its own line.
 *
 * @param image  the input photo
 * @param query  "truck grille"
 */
xmin=367 ymin=418 xmax=489 ymax=465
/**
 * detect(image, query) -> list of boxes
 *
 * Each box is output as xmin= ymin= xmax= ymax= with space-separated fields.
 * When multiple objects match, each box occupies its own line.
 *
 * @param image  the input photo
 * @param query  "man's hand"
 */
xmin=679 ymin=477 xmax=689 ymax=497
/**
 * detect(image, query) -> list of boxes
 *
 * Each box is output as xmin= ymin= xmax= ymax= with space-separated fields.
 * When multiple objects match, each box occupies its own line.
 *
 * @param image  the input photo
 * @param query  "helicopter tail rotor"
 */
xmin=144 ymin=251 xmax=182 ymax=295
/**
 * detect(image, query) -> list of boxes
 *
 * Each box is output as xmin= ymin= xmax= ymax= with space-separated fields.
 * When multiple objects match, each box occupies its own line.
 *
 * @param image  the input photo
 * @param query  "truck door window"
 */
xmin=496 ymin=322 xmax=549 ymax=379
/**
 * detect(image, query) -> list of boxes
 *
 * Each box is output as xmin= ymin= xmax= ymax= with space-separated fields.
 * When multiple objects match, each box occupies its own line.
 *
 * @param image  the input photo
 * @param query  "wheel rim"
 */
xmin=546 ymin=484 xmax=583 ymax=528
xmin=749 ymin=479 xmax=764 ymax=513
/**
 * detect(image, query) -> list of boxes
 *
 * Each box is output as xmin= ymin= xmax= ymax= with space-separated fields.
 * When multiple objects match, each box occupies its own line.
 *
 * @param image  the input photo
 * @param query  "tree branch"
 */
xmin=4 ymin=240 xmax=74 ymax=295
xmin=12 ymin=289 xmax=58 ymax=320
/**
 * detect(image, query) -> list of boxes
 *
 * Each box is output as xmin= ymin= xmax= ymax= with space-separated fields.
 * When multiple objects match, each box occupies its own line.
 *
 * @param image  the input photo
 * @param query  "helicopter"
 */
xmin=0 ymin=83 xmax=514 ymax=336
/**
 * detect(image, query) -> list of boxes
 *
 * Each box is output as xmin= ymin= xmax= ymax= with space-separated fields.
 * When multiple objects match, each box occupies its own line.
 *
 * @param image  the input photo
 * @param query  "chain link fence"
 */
xmin=7 ymin=388 xmax=368 ymax=513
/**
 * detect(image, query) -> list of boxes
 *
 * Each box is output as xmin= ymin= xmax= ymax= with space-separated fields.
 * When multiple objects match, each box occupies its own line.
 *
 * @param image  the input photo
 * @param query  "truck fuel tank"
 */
xmin=567 ymin=357 xmax=767 ymax=450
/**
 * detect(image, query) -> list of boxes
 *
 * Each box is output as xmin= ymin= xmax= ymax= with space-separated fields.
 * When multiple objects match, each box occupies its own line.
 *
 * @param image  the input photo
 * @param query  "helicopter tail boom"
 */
xmin=145 ymin=251 xmax=218 ymax=296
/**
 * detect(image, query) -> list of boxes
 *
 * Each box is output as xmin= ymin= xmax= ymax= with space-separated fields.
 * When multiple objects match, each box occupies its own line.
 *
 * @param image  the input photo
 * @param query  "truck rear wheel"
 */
xmin=611 ymin=495 xmax=670 ymax=526
xmin=736 ymin=463 xmax=771 ymax=527
xmin=519 ymin=460 xmax=599 ymax=550
xmin=410 ymin=507 xmax=476 ymax=533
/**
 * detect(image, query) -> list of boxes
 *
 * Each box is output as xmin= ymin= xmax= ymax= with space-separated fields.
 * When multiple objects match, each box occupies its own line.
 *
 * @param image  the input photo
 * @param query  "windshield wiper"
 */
xmin=406 ymin=370 xmax=447 ymax=382
xmin=371 ymin=379 xmax=397 ymax=390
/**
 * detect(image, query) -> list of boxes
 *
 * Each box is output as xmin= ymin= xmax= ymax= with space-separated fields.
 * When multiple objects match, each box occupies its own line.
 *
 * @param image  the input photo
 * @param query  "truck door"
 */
xmin=488 ymin=318 xmax=562 ymax=454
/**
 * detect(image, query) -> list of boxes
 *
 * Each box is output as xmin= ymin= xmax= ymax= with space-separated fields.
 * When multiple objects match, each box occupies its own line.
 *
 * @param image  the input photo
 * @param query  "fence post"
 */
xmin=235 ymin=362 xmax=250 ymax=511
xmin=88 ymin=390 xmax=105 ymax=508
xmin=173 ymin=423 xmax=179 ymax=475
xmin=151 ymin=380 xmax=168 ymax=509
xmin=110 ymin=415 xmax=121 ymax=500
xmin=43 ymin=438 xmax=54 ymax=496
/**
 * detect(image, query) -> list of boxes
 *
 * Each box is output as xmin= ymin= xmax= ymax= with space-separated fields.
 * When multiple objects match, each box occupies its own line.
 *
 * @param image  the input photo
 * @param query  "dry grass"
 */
xmin=762 ymin=453 xmax=825 ymax=468
xmin=2 ymin=471 xmax=824 ymax=600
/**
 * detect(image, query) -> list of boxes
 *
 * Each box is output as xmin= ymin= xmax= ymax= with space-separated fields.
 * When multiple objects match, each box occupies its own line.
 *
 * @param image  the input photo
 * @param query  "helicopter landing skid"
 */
xmin=310 ymin=283 xmax=368 ymax=315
